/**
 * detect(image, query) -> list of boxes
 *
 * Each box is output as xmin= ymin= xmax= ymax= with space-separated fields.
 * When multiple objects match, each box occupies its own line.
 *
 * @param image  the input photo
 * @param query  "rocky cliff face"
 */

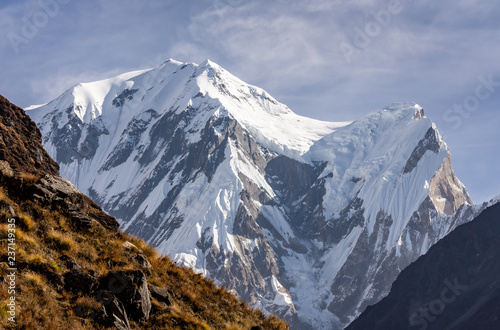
xmin=347 ymin=198 xmax=500 ymax=330
xmin=0 ymin=95 xmax=117 ymax=231
xmin=27 ymin=59 xmax=476 ymax=329
xmin=0 ymin=95 xmax=59 ymax=176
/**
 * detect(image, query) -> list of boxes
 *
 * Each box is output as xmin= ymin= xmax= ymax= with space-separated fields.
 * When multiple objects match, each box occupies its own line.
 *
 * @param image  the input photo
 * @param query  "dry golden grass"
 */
xmin=17 ymin=212 xmax=35 ymax=231
xmin=14 ymin=228 xmax=38 ymax=248
xmin=23 ymin=271 xmax=47 ymax=289
xmin=45 ymin=229 xmax=79 ymax=253
xmin=0 ymin=187 xmax=12 ymax=202
xmin=19 ymin=172 xmax=40 ymax=185
xmin=0 ymin=177 xmax=289 ymax=330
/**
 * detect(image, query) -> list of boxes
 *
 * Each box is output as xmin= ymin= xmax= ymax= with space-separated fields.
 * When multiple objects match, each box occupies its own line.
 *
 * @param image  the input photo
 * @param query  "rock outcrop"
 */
xmin=99 ymin=270 xmax=152 ymax=321
xmin=0 ymin=95 xmax=59 ymax=176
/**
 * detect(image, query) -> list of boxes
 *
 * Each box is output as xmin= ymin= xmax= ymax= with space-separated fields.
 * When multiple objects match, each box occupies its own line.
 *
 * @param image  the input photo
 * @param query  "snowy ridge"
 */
xmin=27 ymin=59 xmax=475 ymax=329
xmin=30 ymin=59 xmax=344 ymax=163
xmin=309 ymin=104 xmax=447 ymax=229
xmin=491 ymin=193 xmax=500 ymax=204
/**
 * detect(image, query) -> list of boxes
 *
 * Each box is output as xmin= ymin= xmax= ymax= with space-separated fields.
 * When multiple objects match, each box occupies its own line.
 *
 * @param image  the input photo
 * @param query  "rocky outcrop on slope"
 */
xmin=0 ymin=95 xmax=117 ymax=231
xmin=0 ymin=95 xmax=59 ymax=176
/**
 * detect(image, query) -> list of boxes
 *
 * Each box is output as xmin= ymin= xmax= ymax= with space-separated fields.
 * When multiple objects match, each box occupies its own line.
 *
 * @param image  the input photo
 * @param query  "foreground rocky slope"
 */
xmin=347 ymin=197 xmax=500 ymax=330
xmin=0 ymin=94 xmax=287 ymax=329
xmin=28 ymin=60 xmax=476 ymax=328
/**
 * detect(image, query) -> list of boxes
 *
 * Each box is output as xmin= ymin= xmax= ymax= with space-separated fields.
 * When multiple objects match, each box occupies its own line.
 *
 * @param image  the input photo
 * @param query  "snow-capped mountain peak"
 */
xmin=27 ymin=60 xmax=474 ymax=329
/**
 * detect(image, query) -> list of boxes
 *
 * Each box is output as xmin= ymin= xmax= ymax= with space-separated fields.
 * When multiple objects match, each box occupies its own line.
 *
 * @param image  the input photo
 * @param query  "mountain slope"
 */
xmin=28 ymin=60 xmax=475 ymax=329
xmin=0 ymin=94 xmax=288 ymax=329
xmin=0 ymin=95 xmax=58 ymax=176
xmin=346 ymin=198 xmax=500 ymax=330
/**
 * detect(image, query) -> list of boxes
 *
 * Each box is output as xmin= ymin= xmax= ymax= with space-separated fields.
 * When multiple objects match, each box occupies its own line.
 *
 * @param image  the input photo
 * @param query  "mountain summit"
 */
xmin=28 ymin=59 xmax=475 ymax=329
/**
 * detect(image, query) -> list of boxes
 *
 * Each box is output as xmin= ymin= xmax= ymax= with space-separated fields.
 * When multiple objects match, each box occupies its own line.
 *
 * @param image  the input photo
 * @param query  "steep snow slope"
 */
xmin=27 ymin=60 xmax=474 ymax=329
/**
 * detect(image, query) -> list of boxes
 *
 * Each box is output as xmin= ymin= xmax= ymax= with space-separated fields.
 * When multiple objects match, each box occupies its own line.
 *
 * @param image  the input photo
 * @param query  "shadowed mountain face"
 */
xmin=0 ymin=95 xmax=59 ymax=176
xmin=27 ymin=59 xmax=477 ymax=329
xmin=347 ymin=200 xmax=500 ymax=330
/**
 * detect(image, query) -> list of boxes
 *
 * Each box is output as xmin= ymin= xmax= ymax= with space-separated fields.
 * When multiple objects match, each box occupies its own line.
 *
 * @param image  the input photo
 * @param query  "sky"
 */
xmin=0 ymin=0 xmax=499 ymax=203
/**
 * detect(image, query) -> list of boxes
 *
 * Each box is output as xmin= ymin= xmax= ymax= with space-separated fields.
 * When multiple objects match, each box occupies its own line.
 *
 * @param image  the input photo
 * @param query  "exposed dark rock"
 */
xmin=95 ymin=291 xmax=131 ymax=330
xmin=196 ymin=227 xmax=214 ymax=253
xmin=78 ymin=122 xmax=108 ymax=159
xmin=403 ymin=126 xmax=441 ymax=174
xmin=0 ymin=95 xmax=59 ymax=176
xmin=45 ymin=108 xmax=109 ymax=164
xmin=59 ymin=254 xmax=81 ymax=270
xmin=413 ymin=107 xmax=425 ymax=119
xmin=101 ymin=109 xmax=158 ymax=171
xmin=51 ymin=106 xmax=83 ymax=164
xmin=265 ymin=156 xmax=324 ymax=206
xmin=0 ymin=199 xmax=15 ymax=217
xmin=320 ymin=197 xmax=365 ymax=247
xmin=100 ymin=270 xmax=151 ymax=321
xmin=64 ymin=269 xmax=98 ymax=294
xmin=132 ymin=254 xmax=152 ymax=270
xmin=148 ymin=284 xmax=172 ymax=306
xmin=112 ymin=88 xmax=139 ymax=107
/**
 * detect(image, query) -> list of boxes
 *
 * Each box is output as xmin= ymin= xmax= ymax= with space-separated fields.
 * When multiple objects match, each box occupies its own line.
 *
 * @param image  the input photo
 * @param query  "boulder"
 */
xmin=95 ymin=291 xmax=130 ymax=330
xmin=59 ymin=254 xmax=82 ymax=270
xmin=0 ymin=200 xmax=15 ymax=218
xmin=0 ymin=160 xmax=14 ymax=178
xmin=100 ymin=270 xmax=151 ymax=321
xmin=132 ymin=254 xmax=152 ymax=270
xmin=64 ymin=269 xmax=98 ymax=294
xmin=148 ymin=284 xmax=172 ymax=306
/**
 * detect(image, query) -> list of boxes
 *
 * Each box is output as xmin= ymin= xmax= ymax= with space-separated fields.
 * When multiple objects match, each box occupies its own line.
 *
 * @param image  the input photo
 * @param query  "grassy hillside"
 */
xmin=0 ymin=94 xmax=288 ymax=329
xmin=0 ymin=171 xmax=287 ymax=329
